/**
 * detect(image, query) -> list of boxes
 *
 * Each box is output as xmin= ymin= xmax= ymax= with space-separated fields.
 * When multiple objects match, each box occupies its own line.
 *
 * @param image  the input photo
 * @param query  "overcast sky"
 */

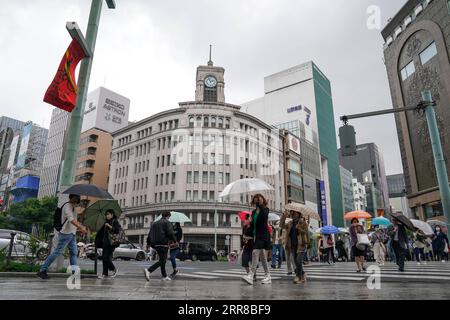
xmin=0 ymin=0 xmax=407 ymax=175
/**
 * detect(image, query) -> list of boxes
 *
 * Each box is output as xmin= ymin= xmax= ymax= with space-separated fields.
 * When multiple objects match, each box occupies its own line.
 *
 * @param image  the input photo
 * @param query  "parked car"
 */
xmin=0 ymin=229 xmax=49 ymax=260
xmin=85 ymin=241 xmax=146 ymax=261
xmin=177 ymin=242 xmax=218 ymax=261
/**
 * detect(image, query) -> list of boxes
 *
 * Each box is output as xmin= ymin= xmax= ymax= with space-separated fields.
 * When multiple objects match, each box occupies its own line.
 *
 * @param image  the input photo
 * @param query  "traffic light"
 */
xmin=339 ymin=124 xmax=357 ymax=156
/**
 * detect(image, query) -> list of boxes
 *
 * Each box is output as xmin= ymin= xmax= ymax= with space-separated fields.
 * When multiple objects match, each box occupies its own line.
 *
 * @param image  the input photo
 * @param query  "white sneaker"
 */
xmin=242 ymin=274 xmax=254 ymax=285
xmin=442 ymin=260 xmax=446 ymax=263
xmin=97 ymin=275 xmax=107 ymax=279
xmin=261 ymin=275 xmax=272 ymax=285
xmin=162 ymin=276 xmax=172 ymax=281
xmin=111 ymin=268 xmax=118 ymax=278
xmin=417 ymin=262 xmax=421 ymax=265
xmin=143 ymin=269 xmax=151 ymax=281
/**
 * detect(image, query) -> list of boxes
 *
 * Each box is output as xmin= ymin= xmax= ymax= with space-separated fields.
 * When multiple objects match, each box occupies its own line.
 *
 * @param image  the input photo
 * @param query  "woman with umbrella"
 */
xmin=432 ymin=226 xmax=449 ymax=262
xmin=95 ymin=209 xmax=121 ymax=279
xmin=242 ymin=194 xmax=272 ymax=285
xmin=349 ymin=218 xmax=368 ymax=272
xmin=169 ymin=222 xmax=183 ymax=277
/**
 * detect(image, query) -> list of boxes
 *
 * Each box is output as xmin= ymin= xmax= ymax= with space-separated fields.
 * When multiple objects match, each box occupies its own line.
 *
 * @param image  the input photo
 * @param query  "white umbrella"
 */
xmin=285 ymin=202 xmax=321 ymax=220
xmin=219 ymin=178 xmax=274 ymax=198
xmin=268 ymin=212 xmax=280 ymax=222
xmin=411 ymin=219 xmax=434 ymax=235
xmin=338 ymin=227 xmax=349 ymax=234
xmin=155 ymin=211 xmax=191 ymax=223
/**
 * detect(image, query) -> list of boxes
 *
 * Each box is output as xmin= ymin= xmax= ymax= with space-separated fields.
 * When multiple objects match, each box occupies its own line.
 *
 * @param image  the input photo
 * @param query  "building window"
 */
xmin=196 ymin=116 xmax=202 ymax=128
xmin=419 ymin=42 xmax=437 ymax=65
xmin=202 ymin=171 xmax=208 ymax=184
xmin=193 ymin=190 xmax=199 ymax=201
xmin=172 ymin=172 xmax=176 ymax=184
xmin=166 ymin=173 xmax=170 ymax=185
xmin=225 ymin=173 xmax=230 ymax=185
xmin=194 ymin=171 xmax=199 ymax=184
xmin=225 ymin=118 xmax=230 ymax=129
xmin=211 ymin=117 xmax=216 ymax=127
xmin=186 ymin=191 xmax=191 ymax=201
xmin=218 ymin=117 xmax=223 ymax=128
xmin=202 ymin=191 xmax=208 ymax=201
xmin=400 ymin=61 xmax=415 ymax=81
xmin=204 ymin=87 xmax=217 ymax=102
xmin=210 ymin=172 xmax=215 ymax=184
xmin=218 ymin=172 xmax=223 ymax=184
xmin=155 ymin=175 xmax=158 ymax=186
xmin=165 ymin=192 xmax=168 ymax=202
xmin=204 ymin=117 xmax=209 ymax=127
xmin=187 ymin=172 xmax=192 ymax=183
xmin=210 ymin=191 xmax=214 ymax=201
xmin=189 ymin=117 xmax=194 ymax=128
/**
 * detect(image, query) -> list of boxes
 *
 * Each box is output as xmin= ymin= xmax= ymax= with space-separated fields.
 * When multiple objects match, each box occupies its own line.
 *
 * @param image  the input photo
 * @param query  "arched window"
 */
xmin=225 ymin=118 xmax=230 ymax=129
xmin=218 ymin=117 xmax=223 ymax=128
xmin=204 ymin=116 xmax=209 ymax=127
xmin=196 ymin=116 xmax=202 ymax=128
xmin=211 ymin=117 xmax=216 ymax=127
xmin=189 ymin=117 xmax=194 ymax=128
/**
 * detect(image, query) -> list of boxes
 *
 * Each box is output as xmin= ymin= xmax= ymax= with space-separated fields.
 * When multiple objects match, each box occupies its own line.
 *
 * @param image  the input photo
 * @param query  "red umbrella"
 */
xmin=238 ymin=211 xmax=251 ymax=221
xmin=344 ymin=211 xmax=372 ymax=220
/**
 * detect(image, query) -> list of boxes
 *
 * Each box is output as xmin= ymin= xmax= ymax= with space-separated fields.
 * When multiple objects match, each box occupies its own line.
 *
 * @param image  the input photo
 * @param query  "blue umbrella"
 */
xmin=316 ymin=225 xmax=340 ymax=235
xmin=372 ymin=217 xmax=391 ymax=227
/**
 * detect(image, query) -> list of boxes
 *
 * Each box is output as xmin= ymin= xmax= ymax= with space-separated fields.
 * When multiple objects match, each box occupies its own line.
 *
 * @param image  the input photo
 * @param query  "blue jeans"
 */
xmin=170 ymin=248 xmax=180 ymax=270
xmin=271 ymin=244 xmax=284 ymax=267
xmin=40 ymin=233 xmax=78 ymax=272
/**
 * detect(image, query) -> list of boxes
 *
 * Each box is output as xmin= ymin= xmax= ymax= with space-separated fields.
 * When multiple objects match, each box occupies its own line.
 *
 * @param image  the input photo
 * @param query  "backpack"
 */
xmin=53 ymin=202 xmax=69 ymax=232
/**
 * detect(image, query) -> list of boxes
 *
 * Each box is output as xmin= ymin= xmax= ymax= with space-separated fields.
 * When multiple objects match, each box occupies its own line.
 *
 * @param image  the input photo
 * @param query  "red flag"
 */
xmin=43 ymin=39 xmax=86 ymax=112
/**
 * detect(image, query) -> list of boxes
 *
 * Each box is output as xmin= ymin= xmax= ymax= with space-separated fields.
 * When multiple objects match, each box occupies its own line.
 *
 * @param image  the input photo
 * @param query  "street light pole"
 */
xmin=421 ymin=91 xmax=450 ymax=223
xmin=59 ymin=0 xmax=115 ymax=190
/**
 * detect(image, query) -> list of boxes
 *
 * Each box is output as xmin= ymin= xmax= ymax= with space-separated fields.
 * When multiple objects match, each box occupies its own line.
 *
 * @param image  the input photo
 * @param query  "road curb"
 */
xmin=0 ymin=272 xmax=97 ymax=279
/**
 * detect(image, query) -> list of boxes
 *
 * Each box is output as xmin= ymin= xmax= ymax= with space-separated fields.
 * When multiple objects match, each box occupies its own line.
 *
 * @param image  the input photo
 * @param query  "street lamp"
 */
xmin=66 ymin=22 xmax=92 ymax=57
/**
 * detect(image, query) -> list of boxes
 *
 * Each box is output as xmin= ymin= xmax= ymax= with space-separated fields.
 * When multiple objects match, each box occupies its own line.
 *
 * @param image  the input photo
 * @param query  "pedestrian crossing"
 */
xmin=174 ymin=262 xmax=450 ymax=283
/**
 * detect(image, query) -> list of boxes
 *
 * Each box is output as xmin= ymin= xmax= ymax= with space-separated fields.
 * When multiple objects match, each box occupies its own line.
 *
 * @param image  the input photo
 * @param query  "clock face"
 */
xmin=204 ymin=76 xmax=217 ymax=88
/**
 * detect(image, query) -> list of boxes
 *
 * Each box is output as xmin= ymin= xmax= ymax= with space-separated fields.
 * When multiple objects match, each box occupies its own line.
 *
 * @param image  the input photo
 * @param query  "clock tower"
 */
xmin=195 ymin=47 xmax=225 ymax=103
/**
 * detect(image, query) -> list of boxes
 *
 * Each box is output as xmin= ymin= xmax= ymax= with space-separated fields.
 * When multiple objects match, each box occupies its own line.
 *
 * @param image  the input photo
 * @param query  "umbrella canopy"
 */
xmin=268 ymin=212 xmax=280 ymax=222
xmin=338 ymin=227 xmax=349 ymax=234
xmin=390 ymin=212 xmax=415 ymax=231
xmin=344 ymin=211 xmax=372 ymax=220
xmin=316 ymin=225 xmax=340 ymax=235
xmin=62 ymin=184 xmax=114 ymax=199
xmin=427 ymin=219 xmax=448 ymax=228
xmin=372 ymin=217 xmax=391 ymax=227
xmin=237 ymin=211 xmax=251 ymax=221
xmin=410 ymin=219 xmax=434 ymax=236
xmin=285 ymin=202 xmax=321 ymax=220
xmin=84 ymin=200 xmax=122 ymax=232
xmin=219 ymin=178 xmax=274 ymax=198
xmin=155 ymin=211 xmax=191 ymax=223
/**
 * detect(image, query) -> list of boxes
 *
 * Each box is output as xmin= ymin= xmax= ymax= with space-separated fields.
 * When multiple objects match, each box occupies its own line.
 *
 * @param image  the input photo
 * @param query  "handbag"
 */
xmin=356 ymin=233 xmax=370 ymax=250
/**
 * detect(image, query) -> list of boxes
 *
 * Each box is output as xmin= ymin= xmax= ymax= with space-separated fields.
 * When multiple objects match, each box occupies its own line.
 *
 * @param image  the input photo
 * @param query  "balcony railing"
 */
xmin=127 ymin=223 xmax=144 ymax=230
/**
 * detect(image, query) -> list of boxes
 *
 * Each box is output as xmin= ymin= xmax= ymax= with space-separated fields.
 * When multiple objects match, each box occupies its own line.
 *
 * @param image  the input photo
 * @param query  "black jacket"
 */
xmin=387 ymin=223 xmax=408 ymax=249
xmin=173 ymin=225 xmax=183 ymax=242
xmin=251 ymin=206 xmax=270 ymax=242
xmin=95 ymin=218 xmax=121 ymax=249
xmin=147 ymin=218 xmax=176 ymax=247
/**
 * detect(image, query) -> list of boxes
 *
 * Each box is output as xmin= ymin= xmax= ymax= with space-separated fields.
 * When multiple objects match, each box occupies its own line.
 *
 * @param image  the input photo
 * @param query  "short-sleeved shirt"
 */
xmin=60 ymin=202 xmax=77 ymax=235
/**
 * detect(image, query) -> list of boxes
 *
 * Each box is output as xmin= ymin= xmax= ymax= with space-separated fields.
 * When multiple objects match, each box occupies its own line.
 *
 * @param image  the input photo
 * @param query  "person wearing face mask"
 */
xmin=242 ymin=194 xmax=272 ymax=285
xmin=96 ymin=209 xmax=121 ymax=279
xmin=37 ymin=194 xmax=88 ymax=279
xmin=349 ymin=218 xmax=367 ymax=272
xmin=432 ymin=226 xmax=448 ymax=262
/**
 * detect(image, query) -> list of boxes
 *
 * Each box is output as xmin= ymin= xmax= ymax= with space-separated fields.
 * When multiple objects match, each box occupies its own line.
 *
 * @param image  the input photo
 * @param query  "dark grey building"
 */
xmin=387 ymin=174 xmax=407 ymax=198
xmin=339 ymin=143 xmax=389 ymax=215
xmin=382 ymin=0 xmax=450 ymax=220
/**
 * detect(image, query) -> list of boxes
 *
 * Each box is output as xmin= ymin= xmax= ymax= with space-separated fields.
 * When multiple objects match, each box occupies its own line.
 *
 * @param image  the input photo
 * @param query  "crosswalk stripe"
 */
xmin=194 ymin=272 xmax=282 ymax=280
xmin=177 ymin=273 xmax=218 ymax=279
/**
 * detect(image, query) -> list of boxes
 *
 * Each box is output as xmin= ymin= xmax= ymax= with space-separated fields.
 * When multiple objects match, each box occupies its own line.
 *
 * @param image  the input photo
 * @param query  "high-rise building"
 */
xmin=387 ymin=173 xmax=412 ymax=217
xmin=38 ymin=108 xmax=70 ymax=198
xmin=242 ymin=61 xmax=343 ymax=226
xmin=352 ymin=178 xmax=367 ymax=212
xmin=340 ymin=166 xmax=355 ymax=214
xmin=108 ymin=58 xmax=286 ymax=251
xmin=339 ymin=143 xmax=389 ymax=216
xmin=381 ymin=0 xmax=450 ymax=220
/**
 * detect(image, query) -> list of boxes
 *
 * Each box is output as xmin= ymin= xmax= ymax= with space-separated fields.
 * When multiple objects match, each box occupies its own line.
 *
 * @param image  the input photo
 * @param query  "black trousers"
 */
xmin=102 ymin=246 xmax=116 ymax=276
xmin=148 ymin=246 xmax=168 ymax=278
xmin=392 ymin=241 xmax=405 ymax=270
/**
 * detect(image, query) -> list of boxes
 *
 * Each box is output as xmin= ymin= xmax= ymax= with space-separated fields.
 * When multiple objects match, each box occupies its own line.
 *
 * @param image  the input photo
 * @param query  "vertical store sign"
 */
xmin=16 ymin=122 xmax=33 ymax=169
xmin=319 ymin=180 xmax=327 ymax=225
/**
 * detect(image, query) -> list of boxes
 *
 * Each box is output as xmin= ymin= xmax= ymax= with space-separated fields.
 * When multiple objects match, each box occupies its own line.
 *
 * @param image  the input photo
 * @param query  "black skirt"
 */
xmin=254 ymin=239 xmax=271 ymax=250
xmin=352 ymin=245 xmax=366 ymax=257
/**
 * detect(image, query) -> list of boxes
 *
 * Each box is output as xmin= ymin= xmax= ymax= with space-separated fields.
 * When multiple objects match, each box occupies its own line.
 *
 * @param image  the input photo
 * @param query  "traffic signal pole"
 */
xmin=339 ymin=90 xmax=450 ymax=224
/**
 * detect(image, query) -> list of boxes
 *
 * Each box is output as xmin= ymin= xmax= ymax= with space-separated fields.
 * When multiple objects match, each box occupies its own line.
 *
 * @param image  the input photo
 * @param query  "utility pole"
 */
xmin=339 ymin=90 xmax=450 ymax=223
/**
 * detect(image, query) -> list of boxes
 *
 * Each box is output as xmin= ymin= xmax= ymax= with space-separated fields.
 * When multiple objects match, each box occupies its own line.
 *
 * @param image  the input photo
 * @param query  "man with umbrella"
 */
xmin=37 ymin=194 xmax=88 ymax=279
xmin=387 ymin=214 xmax=411 ymax=272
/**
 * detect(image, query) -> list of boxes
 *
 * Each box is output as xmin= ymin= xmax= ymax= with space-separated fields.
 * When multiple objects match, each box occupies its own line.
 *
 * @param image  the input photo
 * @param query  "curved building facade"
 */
xmin=108 ymin=60 xmax=286 ymax=252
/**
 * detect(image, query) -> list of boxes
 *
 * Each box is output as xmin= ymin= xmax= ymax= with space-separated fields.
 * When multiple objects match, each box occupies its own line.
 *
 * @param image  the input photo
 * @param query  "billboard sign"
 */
xmin=319 ymin=180 xmax=327 ymax=225
xmin=16 ymin=122 xmax=32 ymax=169
xmin=7 ymin=135 xmax=19 ymax=169
xmin=82 ymin=87 xmax=130 ymax=133
xmin=288 ymin=134 xmax=300 ymax=155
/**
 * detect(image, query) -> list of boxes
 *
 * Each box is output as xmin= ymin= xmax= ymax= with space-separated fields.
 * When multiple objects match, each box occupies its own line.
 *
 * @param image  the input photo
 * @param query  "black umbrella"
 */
xmin=390 ymin=212 xmax=415 ymax=231
xmin=62 ymin=184 xmax=114 ymax=199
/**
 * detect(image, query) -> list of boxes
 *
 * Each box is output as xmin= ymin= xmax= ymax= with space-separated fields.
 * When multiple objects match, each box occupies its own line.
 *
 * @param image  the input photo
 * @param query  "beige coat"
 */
xmin=280 ymin=214 xmax=310 ymax=253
